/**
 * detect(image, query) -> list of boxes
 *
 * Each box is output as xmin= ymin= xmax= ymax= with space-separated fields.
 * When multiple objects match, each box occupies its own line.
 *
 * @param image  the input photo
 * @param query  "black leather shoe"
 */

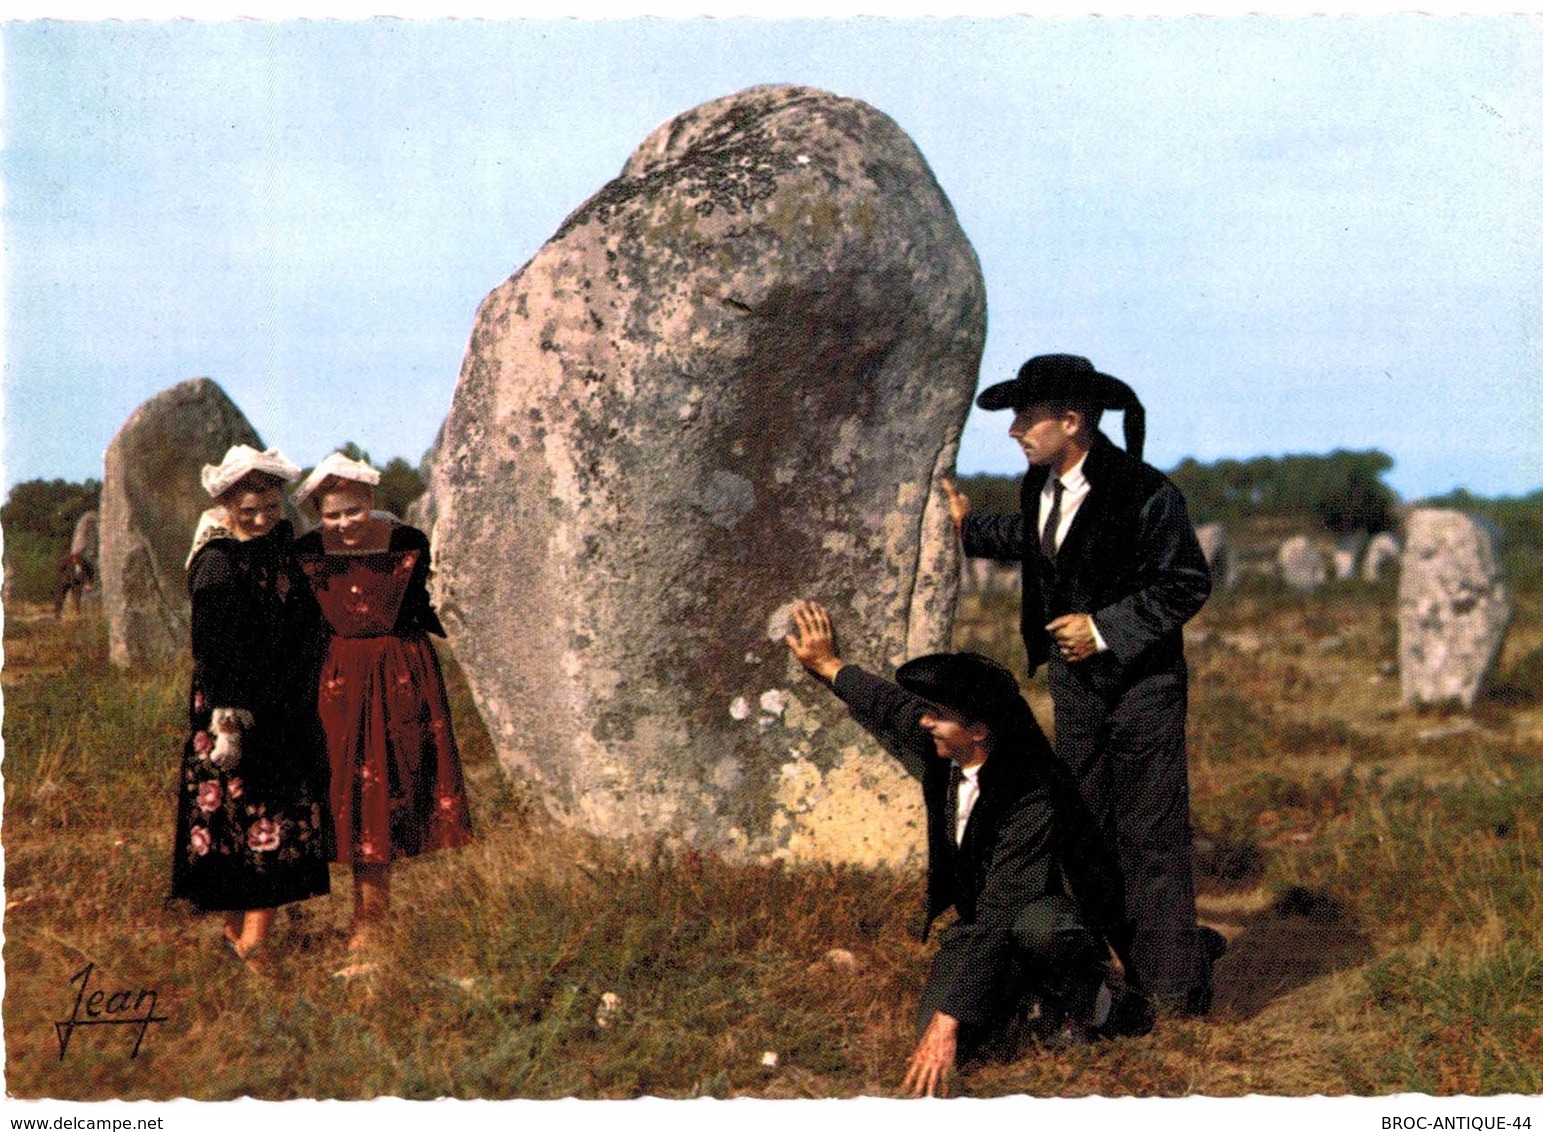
xmin=1096 ymin=983 xmax=1156 ymax=1038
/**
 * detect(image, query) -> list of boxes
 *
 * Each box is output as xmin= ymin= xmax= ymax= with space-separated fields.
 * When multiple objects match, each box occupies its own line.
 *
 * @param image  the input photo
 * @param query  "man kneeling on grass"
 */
xmin=785 ymin=600 xmax=1146 ymax=1096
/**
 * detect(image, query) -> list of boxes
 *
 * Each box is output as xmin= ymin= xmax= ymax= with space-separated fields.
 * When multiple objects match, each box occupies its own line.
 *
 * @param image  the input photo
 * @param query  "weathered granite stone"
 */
xmin=1398 ymin=509 xmax=1510 ymax=707
xmin=1278 ymin=535 xmax=1328 ymax=591
xmin=1195 ymin=522 xmax=1238 ymax=590
xmin=424 ymin=85 xmax=983 ymax=865
xmin=70 ymin=510 xmax=100 ymax=563
xmin=1361 ymin=531 xmax=1401 ymax=582
xmin=101 ymin=378 xmax=264 ymax=668
xmin=1332 ymin=531 xmax=1368 ymax=581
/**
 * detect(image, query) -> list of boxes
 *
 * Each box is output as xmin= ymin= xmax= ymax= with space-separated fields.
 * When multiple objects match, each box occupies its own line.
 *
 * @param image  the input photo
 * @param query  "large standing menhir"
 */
xmin=423 ymin=85 xmax=985 ymax=863
xmin=101 ymin=378 xmax=266 ymax=668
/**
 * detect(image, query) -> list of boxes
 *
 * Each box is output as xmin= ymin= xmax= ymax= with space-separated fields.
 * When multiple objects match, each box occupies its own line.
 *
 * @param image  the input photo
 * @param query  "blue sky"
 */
xmin=4 ymin=16 xmax=1540 ymax=498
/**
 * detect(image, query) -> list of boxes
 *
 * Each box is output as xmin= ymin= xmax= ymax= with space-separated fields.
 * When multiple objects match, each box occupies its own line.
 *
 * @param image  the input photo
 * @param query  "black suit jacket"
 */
xmin=831 ymin=664 xmax=1121 ymax=1022
xmin=962 ymin=432 xmax=1211 ymax=690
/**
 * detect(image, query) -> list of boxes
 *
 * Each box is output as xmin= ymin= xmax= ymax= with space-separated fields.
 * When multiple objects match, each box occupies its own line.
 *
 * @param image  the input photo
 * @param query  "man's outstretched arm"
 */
xmin=785 ymin=600 xmax=932 ymax=782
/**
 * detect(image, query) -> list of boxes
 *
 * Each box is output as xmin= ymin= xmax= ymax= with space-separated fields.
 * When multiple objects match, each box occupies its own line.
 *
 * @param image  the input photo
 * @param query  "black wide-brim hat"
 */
xmin=976 ymin=353 xmax=1146 ymax=461
xmin=895 ymin=651 xmax=1028 ymax=732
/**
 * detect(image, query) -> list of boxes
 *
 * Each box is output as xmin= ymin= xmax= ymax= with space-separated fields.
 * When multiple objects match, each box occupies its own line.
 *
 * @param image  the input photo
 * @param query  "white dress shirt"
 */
xmin=955 ymin=763 xmax=981 ymax=845
xmin=1038 ymin=452 xmax=1109 ymax=654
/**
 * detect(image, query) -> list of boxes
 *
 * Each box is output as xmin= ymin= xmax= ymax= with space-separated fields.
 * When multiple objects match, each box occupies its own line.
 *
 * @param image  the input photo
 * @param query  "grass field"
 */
xmin=4 ymin=582 xmax=1542 ymax=1100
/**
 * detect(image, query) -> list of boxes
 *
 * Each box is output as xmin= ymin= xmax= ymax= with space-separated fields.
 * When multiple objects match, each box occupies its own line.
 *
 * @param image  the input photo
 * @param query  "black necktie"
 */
xmin=1041 ymin=477 xmax=1064 ymax=560
xmin=947 ymin=763 xmax=963 ymax=842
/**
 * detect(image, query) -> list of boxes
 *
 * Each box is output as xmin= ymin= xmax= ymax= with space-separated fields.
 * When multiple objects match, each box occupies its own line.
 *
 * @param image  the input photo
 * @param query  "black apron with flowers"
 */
xmin=169 ymin=521 xmax=332 ymax=913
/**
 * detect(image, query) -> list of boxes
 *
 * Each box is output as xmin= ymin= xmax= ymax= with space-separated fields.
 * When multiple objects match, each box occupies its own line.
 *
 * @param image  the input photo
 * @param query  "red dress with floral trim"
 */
xmin=297 ymin=526 xmax=473 ymax=865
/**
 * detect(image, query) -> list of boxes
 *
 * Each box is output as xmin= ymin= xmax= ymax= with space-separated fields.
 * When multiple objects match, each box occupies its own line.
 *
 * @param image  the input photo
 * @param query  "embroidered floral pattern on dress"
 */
xmin=247 ymin=818 xmax=282 ymax=852
xmin=175 ymin=668 xmax=332 ymax=888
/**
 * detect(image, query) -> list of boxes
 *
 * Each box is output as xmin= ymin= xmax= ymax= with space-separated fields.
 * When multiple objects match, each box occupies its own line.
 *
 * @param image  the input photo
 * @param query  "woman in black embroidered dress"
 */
xmin=294 ymin=452 xmax=473 ymax=957
xmin=169 ymin=446 xmax=332 ymax=960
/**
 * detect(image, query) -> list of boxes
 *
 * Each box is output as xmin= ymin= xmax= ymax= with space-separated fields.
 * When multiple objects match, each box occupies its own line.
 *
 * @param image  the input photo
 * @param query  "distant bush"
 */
xmin=1488 ymin=644 xmax=1543 ymax=707
xmin=2 ymin=477 xmax=101 ymax=603
xmin=1169 ymin=449 xmax=1397 ymax=534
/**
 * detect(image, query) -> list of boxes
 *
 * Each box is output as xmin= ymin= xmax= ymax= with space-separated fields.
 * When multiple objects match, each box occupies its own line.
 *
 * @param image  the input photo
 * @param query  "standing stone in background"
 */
xmin=1332 ymin=531 xmax=1368 ymax=581
xmin=100 ymin=378 xmax=264 ymax=668
xmin=70 ymin=510 xmax=100 ymax=564
xmin=1399 ymin=509 xmax=1510 ymax=708
xmin=424 ymin=85 xmax=983 ymax=866
xmin=1195 ymin=522 xmax=1238 ymax=590
xmin=1361 ymin=531 xmax=1401 ymax=583
xmin=1278 ymin=535 xmax=1328 ymax=591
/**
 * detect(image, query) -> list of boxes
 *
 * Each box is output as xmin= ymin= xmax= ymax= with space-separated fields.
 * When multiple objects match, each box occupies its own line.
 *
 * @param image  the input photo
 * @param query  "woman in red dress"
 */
xmin=294 ymin=452 xmax=473 ymax=955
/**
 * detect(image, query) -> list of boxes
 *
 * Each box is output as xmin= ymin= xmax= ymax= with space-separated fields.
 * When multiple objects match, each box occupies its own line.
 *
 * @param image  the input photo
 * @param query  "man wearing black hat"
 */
xmin=785 ymin=600 xmax=1129 ymax=1096
xmin=942 ymin=354 xmax=1221 ymax=1017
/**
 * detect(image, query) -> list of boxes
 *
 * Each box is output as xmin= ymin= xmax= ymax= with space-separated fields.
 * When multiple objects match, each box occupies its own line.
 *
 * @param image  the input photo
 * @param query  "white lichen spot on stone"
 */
xmin=744 ymin=652 xmax=761 ymax=665
xmin=585 ymin=664 xmax=624 ymax=699
xmin=729 ymin=695 xmax=751 ymax=720
xmin=830 ymin=416 xmax=862 ymax=470
xmin=703 ymin=469 xmax=755 ymax=529
xmin=711 ymin=757 xmax=742 ymax=790
xmin=760 ymin=688 xmax=787 ymax=718
xmin=774 ymin=461 xmax=797 ymax=485
xmin=822 ymin=530 xmax=855 ymax=554
xmin=765 ymin=602 xmax=799 ymax=643
xmin=796 ymin=154 xmax=812 ymax=165
xmin=775 ymin=757 xmax=823 ymax=815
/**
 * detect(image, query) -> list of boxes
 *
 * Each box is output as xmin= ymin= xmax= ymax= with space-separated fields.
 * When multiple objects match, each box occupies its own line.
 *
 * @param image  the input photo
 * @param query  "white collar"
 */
xmin=185 ymin=507 xmax=237 ymax=568
xmin=1046 ymin=451 xmax=1090 ymax=494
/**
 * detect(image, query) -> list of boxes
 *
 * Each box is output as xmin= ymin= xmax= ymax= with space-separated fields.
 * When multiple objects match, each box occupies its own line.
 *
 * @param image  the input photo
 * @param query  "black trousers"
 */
xmin=1048 ymin=657 xmax=1211 ymax=1009
xmin=918 ymin=894 xmax=1105 ymax=1054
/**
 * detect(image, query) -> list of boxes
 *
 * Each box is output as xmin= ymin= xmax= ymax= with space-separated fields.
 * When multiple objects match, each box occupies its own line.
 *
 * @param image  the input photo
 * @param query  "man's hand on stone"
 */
xmin=900 ymin=1011 xmax=958 ymax=1098
xmin=785 ymin=601 xmax=844 ymax=683
xmin=940 ymin=477 xmax=971 ymax=536
xmin=1047 ymin=613 xmax=1099 ymax=663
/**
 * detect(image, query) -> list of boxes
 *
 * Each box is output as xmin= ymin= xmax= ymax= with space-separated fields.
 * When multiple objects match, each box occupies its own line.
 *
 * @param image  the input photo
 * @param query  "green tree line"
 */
xmin=960 ymin=449 xmax=1399 ymax=535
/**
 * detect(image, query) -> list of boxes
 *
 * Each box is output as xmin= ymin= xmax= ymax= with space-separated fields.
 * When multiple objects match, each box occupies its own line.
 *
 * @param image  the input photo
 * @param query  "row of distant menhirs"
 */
xmin=164 ymin=353 xmax=1223 ymax=1095
xmin=167 ymin=446 xmax=474 ymax=969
